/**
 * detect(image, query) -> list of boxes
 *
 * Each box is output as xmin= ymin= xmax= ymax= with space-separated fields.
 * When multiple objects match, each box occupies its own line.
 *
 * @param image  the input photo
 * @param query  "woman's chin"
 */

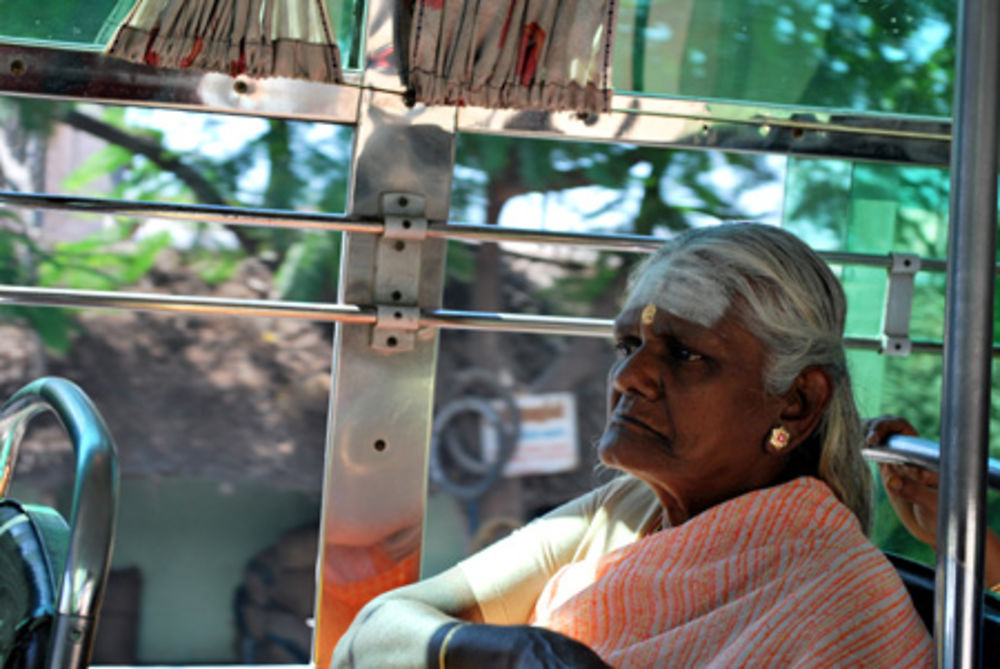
xmin=596 ymin=425 xmax=628 ymax=467
xmin=597 ymin=422 xmax=670 ymax=470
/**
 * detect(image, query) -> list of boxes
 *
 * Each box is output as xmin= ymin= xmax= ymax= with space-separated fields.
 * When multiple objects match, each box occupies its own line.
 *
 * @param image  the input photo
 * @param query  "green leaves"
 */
xmin=273 ymin=232 xmax=341 ymax=303
xmin=63 ymin=144 xmax=134 ymax=192
xmin=37 ymin=223 xmax=171 ymax=290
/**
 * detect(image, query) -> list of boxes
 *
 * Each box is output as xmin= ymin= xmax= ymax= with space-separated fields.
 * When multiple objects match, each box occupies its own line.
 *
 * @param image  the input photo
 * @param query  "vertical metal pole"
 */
xmin=937 ymin=0 xmax=1000 ymax=665
xmin=312 ymin=1 xmax=457 ymax=666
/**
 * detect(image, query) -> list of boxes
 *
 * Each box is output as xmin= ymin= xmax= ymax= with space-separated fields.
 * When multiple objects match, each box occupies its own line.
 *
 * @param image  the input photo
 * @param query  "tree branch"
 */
xmin=58 ymin=109 xmax=266 ymax=253
xmin=60 ymin=110 xmax=228 ymax=206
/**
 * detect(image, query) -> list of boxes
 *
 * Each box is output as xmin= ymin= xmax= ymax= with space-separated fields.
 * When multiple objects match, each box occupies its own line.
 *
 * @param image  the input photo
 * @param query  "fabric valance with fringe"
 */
xmin=406 ymin=0 xmax=619 ymax=114
xmin=105 ymin=0 xmax=342 ymax=83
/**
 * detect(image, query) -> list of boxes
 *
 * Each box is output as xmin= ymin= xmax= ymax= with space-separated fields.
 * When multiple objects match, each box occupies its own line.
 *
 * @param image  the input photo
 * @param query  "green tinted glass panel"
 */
xmin=0 ymin=0 xmax=126 ymax=44
xmin=0 ymin=0 xmax=363 ymax=68
xmin=783 ymin=155 xmax=1000 ymax=564
xmin=783 ymin=157 xmax=952 ymax=341
xmin=614 ymin=0 xmax=956 ymax=117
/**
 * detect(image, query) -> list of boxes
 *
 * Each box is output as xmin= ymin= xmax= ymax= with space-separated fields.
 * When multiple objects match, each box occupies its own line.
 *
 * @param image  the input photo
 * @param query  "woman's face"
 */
xmin=599 ymin=302 xmax=791 ymax=526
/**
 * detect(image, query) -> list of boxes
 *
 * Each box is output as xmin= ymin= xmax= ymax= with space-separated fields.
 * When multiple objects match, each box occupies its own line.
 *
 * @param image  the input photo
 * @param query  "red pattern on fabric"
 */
xmin=179 ymin=37 xmax=204 ymax=69
xmin=229 ymin=49 xmax=247 ymax=77
xmin=499 ymin=1 xmax=517 ymax=48
xmin=143 ymin=27 xmax=160 ymax=66
xmin=516 ymin=23 xmax=546 ymax=86
xmin=530 ymin=478 xmax=933 ymax=667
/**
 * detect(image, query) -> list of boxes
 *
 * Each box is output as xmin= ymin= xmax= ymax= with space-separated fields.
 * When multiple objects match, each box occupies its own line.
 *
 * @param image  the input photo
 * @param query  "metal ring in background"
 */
xmin=450 ymin=369 xmax=522 ymax=446
xmin=429 ymin=369 xmax=522 ymax=501
xmin=429 ymin=397 xmax=511 ymax=501
xmin=443 ymin=426 xmax=493 ymax=475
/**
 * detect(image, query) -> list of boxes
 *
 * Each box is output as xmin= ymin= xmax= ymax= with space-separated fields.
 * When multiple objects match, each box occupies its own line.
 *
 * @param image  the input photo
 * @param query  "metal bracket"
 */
xmin=372 ymin=193 xmax=427 ymax=352
xmin=881 ymin=252 xmax=920 ymax=356
xmin=372 ymin=305 xmax=420 ymax=351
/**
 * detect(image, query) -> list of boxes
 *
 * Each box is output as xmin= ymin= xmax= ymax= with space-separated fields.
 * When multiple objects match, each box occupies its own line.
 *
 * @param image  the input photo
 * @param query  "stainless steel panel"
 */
xmin=936 ymin=0 xmax=1000 ymax=665
xmin=0 ymin=43 xmax=360 ymax=124
xmin=313 ymin=0 xmax=456 ymax=661
xmin=359 ymin=0 xmax=409 ymax=95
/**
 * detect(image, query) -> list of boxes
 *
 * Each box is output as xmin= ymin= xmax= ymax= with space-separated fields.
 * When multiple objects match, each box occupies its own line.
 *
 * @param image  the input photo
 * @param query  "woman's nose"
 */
xmin=611 ymin=347 xmax=660 ymax=400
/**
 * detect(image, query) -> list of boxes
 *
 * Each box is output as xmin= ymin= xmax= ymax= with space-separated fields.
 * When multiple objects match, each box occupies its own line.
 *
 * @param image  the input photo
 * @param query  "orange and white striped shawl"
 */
xmin=529 ymin=477 xmax=932 ymax=667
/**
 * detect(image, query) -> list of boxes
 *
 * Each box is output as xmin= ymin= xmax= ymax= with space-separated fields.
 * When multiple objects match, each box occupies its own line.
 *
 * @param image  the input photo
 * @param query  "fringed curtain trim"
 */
xmin=407 ymin=0 xmax=618 ymax=114
xmin=106 ymin=0 xmax=342 ymax=84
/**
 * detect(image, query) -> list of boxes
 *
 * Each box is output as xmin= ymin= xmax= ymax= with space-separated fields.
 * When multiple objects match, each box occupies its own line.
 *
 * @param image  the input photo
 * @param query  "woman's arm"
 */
xmin=877 ymin=462 xmax=1000 ymax=588
xmin=331 ymin=481 xmax=629 ymax=667
xmin=865 ymin=415 xmax=1000 ymax=589
xmin=331 ymin=566 xmax=481 ymax=668
xmin=332 ymin=557 xmax=609 ymax=668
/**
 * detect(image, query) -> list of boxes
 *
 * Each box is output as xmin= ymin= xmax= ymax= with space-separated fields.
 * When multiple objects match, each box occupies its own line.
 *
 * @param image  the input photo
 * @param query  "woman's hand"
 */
xmin=438 ymin=623 xmax=610 ymax=669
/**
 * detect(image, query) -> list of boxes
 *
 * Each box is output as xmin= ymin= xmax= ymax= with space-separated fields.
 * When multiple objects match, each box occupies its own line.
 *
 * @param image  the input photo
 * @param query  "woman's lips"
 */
xmin=610 ymin=413 xmax=669 ymax=441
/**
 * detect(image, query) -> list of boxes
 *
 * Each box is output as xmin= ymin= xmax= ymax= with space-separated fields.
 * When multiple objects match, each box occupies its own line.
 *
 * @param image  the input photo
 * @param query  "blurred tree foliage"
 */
xmin=618 ymin=0 xmax=954 ymax=115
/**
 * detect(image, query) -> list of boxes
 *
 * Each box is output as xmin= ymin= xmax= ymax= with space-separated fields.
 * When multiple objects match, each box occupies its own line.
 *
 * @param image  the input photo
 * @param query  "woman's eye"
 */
xmin=615 ymin=337 xmax=640 ymax=356
xmin=669 ymin=341 xmax=704 ymax=362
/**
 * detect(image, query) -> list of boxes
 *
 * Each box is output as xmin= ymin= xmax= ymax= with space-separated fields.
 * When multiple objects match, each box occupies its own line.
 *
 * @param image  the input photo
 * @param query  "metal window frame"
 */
xmin=0 ymin=42 xmax=952 ymax=166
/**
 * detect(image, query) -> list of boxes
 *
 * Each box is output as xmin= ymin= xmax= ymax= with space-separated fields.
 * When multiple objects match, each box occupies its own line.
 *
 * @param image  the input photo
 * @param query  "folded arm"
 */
xmin=331 ymin=566 xmax=481 ymax=668
xmin=331 ymin=483 xmax=624 ymax=667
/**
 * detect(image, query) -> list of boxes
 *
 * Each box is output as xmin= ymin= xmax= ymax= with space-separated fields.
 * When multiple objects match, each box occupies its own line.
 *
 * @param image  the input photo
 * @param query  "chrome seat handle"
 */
xmin=1 ymin=377 xmax=120 ymax=669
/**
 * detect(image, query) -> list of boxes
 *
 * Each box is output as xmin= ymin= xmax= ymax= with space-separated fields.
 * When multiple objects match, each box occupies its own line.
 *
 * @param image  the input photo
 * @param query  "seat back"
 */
xmin=0 ymin=501 xmax=70 ymax=668
xmin=887 ymin=552 xmax=1000 ymax=665
xmin=1 ymin=377 xmax=119 ymax=669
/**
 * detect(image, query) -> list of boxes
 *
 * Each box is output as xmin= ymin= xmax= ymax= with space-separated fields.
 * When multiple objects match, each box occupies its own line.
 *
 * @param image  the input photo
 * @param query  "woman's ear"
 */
xmin=769 ymin=366 xmax=833 ymax=454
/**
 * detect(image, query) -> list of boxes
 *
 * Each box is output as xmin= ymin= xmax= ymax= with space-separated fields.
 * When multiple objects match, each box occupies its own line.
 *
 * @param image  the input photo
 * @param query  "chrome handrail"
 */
xmin=0 ymin=189 xmax=954 ymax=266
xmin=0 ymin=377 xmax=119 ymax=669
xmin=2 ymin=282 xmax=997 ymax=353
xmin=862 ymin=434 xmax=1000 ymax=491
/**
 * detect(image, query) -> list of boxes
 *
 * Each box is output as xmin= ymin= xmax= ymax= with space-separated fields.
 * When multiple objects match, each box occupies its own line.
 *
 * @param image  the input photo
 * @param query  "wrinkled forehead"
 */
xmin=622 ymin=254 xmax=730 ymax=327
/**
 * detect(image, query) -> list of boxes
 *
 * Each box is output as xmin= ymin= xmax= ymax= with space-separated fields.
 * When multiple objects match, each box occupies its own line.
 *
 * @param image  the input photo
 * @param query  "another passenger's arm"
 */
xmin=865 ymin=415 xmax=1000 ymax=590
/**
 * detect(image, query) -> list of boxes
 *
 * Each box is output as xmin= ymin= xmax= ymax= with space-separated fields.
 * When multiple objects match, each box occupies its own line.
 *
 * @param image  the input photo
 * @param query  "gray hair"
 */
xmin=629 ymin=223 xmax=872 ymax=533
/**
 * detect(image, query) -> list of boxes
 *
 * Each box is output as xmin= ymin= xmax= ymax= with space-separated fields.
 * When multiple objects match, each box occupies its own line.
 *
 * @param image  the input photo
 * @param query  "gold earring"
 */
xmin=768 ymin=426 xmax=791 ymax=451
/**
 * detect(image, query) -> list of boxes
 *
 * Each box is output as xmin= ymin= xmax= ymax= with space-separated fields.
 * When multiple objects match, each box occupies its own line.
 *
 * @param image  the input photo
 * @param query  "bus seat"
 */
xmin=886 ymin=552 xmax=1000 ymax=664
xmin=0 ymin=377 xmax=119 ymax=669
xmin=0 ymin=500 xmax=69 ymax=668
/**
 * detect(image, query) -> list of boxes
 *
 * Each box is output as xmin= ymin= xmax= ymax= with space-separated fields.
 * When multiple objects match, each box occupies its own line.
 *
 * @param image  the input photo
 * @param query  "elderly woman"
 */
xmin=332 ymin=223 xmax=932 ymax=667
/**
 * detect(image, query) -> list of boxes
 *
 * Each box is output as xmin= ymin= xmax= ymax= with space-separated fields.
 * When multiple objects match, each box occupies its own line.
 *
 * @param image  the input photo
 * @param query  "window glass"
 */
xmin=1 ymin=97 xmax=351 ymax=663
xmin=0 ymin=0 xmax=126 ymax=45
xmin=783 ymin=155 xmax=1000 ymax=563
xmin=614 ymin=0 xmax=956 ymax=117
xmin=428 ymin=135 xmax=787 ymax=573
xmin=431 ymin=135 xmax=999 ymax=579
xmin=0 ymin=0 xmax=363 ymax=69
